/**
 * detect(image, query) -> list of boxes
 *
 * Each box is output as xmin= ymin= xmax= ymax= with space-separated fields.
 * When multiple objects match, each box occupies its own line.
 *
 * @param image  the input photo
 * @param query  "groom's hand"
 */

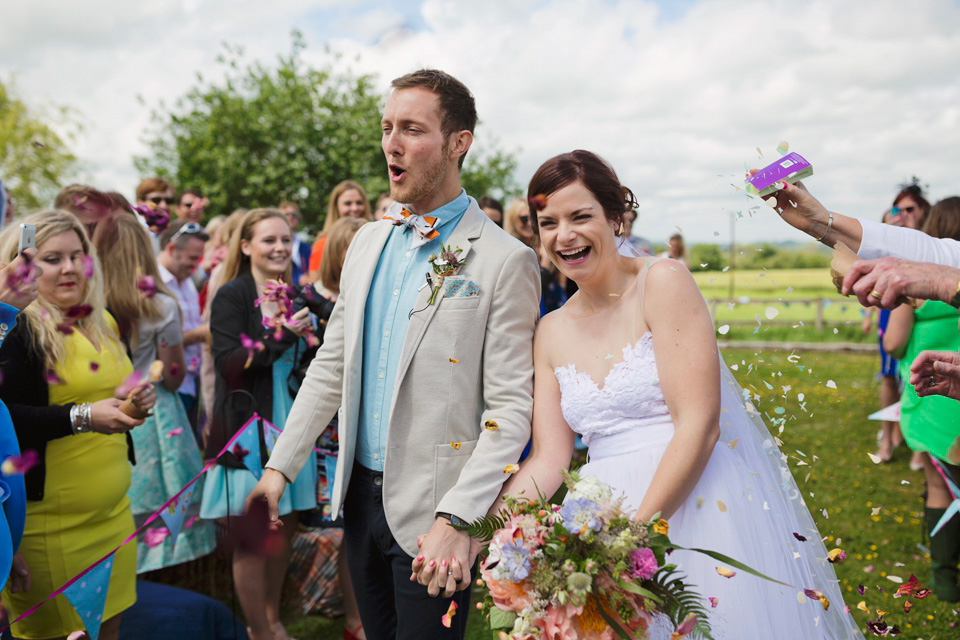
xmin=412 ymin=517 xmax=471 ymax=598
xmin=245 ymin=468 xmax=288 ymax=532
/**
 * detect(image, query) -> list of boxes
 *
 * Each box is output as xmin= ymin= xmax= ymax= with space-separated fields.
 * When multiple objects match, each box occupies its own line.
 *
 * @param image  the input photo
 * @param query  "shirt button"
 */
xmin=373 ymin=476 xmax=383 ymax=486
xmin=373 ymin=453 xmax=380 ymax=461
xmin=405 ymin=252 xmax=411 ymax=258
xmin=393 ymin=289 xmax=399 ymax=296
xmin=384 ymin=330 xmax=390 ymax=337
xmin=373 ymin=413 xmax=380 ymax=421
xmin=378 ymin=371 xmax=385 ymax=379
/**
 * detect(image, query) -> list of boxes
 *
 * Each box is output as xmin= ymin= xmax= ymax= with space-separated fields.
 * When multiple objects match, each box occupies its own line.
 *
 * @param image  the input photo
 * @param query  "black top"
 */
xmin=0 ymin=319 xmax=135 ymax=501
xmin=204 ymin=271 xmax=317 ymax=466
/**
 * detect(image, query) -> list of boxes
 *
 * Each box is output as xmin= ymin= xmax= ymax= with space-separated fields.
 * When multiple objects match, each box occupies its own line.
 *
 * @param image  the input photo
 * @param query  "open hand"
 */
xmin=0 ymin=249 xmax=40 ymax=311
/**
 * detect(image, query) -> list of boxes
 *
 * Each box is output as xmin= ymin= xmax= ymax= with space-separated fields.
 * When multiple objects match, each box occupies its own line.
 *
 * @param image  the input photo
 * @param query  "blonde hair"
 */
xmin=503 ymin=197 xmax=537 ymax=249
xmin=323 ymin=181 xmax=371 ymax=233
xmin=319 ymin=217 xmax=366 ymax=293
xmin=0 ymin=209 xmax=119 ymax=371
xmin=92 ymin=212 xmax=178 ymax=349
xmin=220 ymin=209 xmax=293 ymax=285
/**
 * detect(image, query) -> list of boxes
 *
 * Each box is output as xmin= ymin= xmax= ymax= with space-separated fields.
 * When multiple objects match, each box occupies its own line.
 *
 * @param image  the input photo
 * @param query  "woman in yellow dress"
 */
xmin=0 ymin=210 xmax=155 ymax=640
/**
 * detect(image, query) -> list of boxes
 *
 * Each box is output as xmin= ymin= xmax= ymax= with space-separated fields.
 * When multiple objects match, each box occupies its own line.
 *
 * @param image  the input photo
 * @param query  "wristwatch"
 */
xmin=436 ymin=511 xmax=468 ymax=527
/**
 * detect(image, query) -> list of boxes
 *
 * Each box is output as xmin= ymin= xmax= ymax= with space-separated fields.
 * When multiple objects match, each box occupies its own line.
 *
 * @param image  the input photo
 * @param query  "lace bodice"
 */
xmin=553 ymin=332 xmax=672 ymax=446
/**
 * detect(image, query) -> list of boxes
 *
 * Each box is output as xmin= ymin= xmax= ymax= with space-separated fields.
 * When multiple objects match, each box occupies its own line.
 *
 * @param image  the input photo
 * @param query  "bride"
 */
xmin=494 ymin=150 xmax=862 ymax=638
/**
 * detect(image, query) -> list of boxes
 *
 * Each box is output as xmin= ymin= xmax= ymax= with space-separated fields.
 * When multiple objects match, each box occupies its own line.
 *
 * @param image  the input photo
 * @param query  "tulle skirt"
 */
xmin=580 ymin=408 xmax=862 ymax=638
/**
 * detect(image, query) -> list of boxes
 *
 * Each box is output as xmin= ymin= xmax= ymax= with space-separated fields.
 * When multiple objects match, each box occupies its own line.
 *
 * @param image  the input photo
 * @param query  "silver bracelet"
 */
xmin=816 ymin=211 xmax=834 ymax=242
xmin=70 ymin=403 xmax=92 ymax=435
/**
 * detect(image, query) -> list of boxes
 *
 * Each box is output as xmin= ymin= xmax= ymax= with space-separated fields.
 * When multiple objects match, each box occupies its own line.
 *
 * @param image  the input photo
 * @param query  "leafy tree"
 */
xmin=0 ymin=79 xmax=80 ymax=212
xmin=689 ymin=243 xmax=724 ymax=271
xmin=136 ymin=33 xmax=519 ymax=229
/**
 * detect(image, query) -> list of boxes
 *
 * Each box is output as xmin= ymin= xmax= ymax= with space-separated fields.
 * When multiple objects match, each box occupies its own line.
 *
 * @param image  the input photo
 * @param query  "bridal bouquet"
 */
xmin=462 ymin=471 xmax=712 ymax=640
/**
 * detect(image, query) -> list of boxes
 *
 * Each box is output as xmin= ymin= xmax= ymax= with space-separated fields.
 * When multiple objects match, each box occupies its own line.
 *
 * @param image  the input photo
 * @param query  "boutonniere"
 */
xmin=427 ymin=244 xmax=466 ymax=305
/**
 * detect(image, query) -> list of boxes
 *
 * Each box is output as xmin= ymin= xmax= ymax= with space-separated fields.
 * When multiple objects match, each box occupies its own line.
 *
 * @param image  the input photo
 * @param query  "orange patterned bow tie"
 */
xmin=382 ymin=208 xmax=440 ymax=248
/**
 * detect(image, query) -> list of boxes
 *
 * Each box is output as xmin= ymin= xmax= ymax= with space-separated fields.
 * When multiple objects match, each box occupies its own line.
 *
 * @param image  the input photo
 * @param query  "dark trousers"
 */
xmin=343 ymin=463 xmax=473 ymax=640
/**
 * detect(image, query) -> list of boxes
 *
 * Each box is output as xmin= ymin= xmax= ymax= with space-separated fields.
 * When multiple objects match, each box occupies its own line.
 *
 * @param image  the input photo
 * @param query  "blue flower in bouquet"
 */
xmin=559 ymin=498 xmax=603 ymax=535
xmin=499 ymin=539 xmax=532 ymax=582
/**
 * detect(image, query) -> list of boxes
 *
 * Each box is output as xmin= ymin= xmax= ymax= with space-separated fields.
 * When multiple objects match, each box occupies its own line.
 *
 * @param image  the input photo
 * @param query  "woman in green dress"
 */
xmin=885 ymin=195 xmax=960 ymax=602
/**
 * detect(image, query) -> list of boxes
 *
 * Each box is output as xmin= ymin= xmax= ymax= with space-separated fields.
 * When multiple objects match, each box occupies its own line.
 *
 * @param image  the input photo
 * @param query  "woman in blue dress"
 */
xmin=201 ymin=208 xmax=318 ymax=640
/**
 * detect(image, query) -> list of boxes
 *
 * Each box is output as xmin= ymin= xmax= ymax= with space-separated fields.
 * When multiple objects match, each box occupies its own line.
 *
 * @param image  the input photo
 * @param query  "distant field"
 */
xmin=692 ymin=268 xmax=870 ymax=343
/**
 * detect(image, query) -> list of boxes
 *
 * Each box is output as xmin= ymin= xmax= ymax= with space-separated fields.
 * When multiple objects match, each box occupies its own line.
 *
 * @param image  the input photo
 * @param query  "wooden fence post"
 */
xmin=815 ymin=299 xmax=824 ymax=331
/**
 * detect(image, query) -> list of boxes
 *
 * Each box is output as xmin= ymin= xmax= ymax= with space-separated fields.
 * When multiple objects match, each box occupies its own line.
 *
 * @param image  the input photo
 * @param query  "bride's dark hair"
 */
xmin=526 ymin=150 xmax=638 ymax=235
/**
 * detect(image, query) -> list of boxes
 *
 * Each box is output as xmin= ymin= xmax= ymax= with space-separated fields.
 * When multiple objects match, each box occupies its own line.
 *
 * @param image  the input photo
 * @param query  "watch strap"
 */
xmin=436 ymin=511 xmax=467 ymax=527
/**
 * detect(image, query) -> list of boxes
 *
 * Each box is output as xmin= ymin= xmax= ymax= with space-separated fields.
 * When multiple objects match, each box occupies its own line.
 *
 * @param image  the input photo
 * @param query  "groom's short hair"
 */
xmin=390 ymin=69 xmax=477 ymax=168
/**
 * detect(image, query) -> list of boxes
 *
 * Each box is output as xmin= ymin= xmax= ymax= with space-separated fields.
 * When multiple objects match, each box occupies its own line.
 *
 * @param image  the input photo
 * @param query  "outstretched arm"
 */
xmin=634 ymin=261 xmax=721 ymax=522
xmin=490 ymin=317 xmax=576 ymax=514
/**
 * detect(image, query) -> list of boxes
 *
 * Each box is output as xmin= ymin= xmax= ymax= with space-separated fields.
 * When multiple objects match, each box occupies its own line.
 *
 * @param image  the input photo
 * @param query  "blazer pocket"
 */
xmin=438 ymin=296 xmax=481 ymax=310
xmin=433 ymin=439 xmax=478 ymax=506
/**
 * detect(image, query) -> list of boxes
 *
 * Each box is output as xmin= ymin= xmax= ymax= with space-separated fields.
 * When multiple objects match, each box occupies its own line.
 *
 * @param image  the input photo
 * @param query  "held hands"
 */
xmin=244 ymin=468 xmax=288 ymax=532
xmin=409 ymin=518 xmax=479 ymax=598
xmin=909 ymin=351 xmax=960 ymax=401
xmin=841 ymin=257 xmax=960 ymax=309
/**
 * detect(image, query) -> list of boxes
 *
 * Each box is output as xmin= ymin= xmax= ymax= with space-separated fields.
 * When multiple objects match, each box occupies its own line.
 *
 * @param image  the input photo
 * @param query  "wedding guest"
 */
xmin=478 ymin=195 xmax=503 ymax=226
xmin=911 ymin=350 xmax=960 ymax=400
xmin=175 ymin=189 xmax=207 ymax=223
xmin=659 ymin=232 xmax=690 ymax=267
xmin=307 ymin=181 xmax=372 ymax=281
xmin=157 ymin=220 xmax=210 ymax=439
xmin=864 ymin=209 xmax=906 ymax=464
xmin=93 ymin=213 xmax=215 ymax=572
xmin=0 ymin=249 xmax=39 ymax=592
xmin=308 ymin=215 xmax=367 ymax=640
xmin=373 ymin=191 xmax=393 ymax=218
xmin=621 ymin=208 xmax=653 ymax=255
xmin=199 ymin=209 xmax=247 ymax=441
xmin=279 ymin=201 xmax=312 ymax=286
xmin=0 ymin=210 xmax=155 ymax=640
xmin=883 ymin=196 xmax=960 ymax=602
xmin=136 ymin=177 xmax=175 ymax=216
xmin=201 ymin=208 xmax=318 ymax=640
xmin=889 ymin=182 xmax=931 ymax=231
xmin=503 ymin=197 xmax=536 ymax=249
xmin=54 ymin=184 xmax=113 ymax=234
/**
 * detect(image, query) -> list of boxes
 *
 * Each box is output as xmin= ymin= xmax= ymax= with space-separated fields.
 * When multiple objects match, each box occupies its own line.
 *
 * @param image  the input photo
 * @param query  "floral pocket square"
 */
xmin=443 ymin=275 xmax=480 ymax=298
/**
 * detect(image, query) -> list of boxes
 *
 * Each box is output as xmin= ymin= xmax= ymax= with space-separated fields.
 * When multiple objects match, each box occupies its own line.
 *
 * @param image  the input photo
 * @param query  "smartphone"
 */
xmin=18 ymin=223 xmax=36 ymax=255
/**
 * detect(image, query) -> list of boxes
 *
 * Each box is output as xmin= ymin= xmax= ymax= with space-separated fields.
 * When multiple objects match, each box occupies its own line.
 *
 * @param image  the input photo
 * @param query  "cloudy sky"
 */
xmin=3 ymin=0 xmax=960 ymax=244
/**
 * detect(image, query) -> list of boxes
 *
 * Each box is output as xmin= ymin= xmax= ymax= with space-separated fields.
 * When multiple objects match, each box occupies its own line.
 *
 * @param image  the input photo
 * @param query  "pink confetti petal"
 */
xmin=115 ymin=371 xmax=143 ymax=398
xmin=81 ymin=255 xmax=94 ymax=278
xmin=45 ymin=369 xmax=64 ymax=385
xmin=136 ymin=274 xmax=157 ymax=298
xmin=1 ymin=450 xmax=39 ymax=475
xmin=89 ymin=362 xmax=100 ymax=372
xmin=144 ymin=527 xmax=169 ymax=548
xmin=167 ymin=427 xmax=184 ymax=438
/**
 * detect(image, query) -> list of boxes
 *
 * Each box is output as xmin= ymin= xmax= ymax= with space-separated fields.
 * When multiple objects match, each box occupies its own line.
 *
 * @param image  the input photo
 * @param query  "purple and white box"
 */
xmin=746 ymin=152 xmax=813 ymax=197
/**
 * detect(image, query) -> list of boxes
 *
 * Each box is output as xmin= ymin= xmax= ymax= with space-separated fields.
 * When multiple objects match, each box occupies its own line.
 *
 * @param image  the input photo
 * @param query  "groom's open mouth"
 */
xmin=388 ymin=163 xmax=407 ymax=183
xmin=557 ymin=246 xmax=591 ymax=264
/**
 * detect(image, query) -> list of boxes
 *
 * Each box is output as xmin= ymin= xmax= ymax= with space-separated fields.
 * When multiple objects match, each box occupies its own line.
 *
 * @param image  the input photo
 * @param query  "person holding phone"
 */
xmin=0 ymin=210 xmax=155 ymax=640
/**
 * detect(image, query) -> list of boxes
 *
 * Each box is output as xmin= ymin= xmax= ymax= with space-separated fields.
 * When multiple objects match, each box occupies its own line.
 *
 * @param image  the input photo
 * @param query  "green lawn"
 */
xmin=694 ymin=268 xmax=872 ymax=343
xmin=280 ymin=348 xmax=960 ymax=638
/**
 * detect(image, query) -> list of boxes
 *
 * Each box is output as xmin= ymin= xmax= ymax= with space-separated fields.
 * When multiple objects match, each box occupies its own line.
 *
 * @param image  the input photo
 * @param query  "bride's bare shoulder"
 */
xmin=534 ymin=306 xmax=573 ymax=362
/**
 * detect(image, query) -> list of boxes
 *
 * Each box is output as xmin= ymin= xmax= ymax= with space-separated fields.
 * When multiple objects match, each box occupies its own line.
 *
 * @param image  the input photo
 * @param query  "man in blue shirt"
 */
xmin=254 ymin=70 xmax=540 ymax=639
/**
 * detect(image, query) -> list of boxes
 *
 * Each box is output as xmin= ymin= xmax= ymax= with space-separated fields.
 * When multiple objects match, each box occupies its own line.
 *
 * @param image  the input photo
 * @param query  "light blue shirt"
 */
xmin=356 ymin=190 xmax=470 ymax=471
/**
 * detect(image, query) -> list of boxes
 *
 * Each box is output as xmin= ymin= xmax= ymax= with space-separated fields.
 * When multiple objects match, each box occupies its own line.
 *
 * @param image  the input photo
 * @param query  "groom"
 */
xmin=248 ymin=69 xmax=540 ymax=639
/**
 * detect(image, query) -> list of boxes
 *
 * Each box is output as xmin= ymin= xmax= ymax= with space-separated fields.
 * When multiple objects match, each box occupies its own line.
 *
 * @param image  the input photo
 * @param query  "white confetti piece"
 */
xmin=886 ymin=575 xmax=903 ymax=584
xmin=825 ymin=380 xmax=837 ymax=389
xmin=777 ymin=141 xmax=790 ymax=155
xmin=765 ymin=307 xmax=779 ymax=319
xmin=717 ymin=325 xmax=730 ymax=335
xmin=867 ymin=452 xmax=882 ymax=464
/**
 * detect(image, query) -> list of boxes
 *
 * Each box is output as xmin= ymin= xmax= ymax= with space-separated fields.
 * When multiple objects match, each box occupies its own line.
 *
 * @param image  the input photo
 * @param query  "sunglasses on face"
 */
xmin=168 ymin=222 xmax=204 ymax=244
xmin=891 ymin=205 xmax=917 ymax=216
xmin=148 ymin=196 xmax=175 ymax=205
xmin=518 ymin=215 xmax=530 ymax=225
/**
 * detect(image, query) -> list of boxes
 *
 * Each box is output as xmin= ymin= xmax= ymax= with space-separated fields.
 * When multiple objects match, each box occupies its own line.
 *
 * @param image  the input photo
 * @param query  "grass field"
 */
xmin=693 ymin=268 xmax=872 ymax=343
xmin=280 ymin=348 xmax=960 ymax=639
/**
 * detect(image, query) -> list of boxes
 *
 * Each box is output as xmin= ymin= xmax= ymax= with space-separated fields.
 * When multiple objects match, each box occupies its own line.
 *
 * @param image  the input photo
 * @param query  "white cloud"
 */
xmin=4 ymin=0 xmax=960 ymax=244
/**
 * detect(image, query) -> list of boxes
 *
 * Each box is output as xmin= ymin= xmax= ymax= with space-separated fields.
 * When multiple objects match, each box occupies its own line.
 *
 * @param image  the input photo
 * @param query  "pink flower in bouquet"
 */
xmin=629 ymin=547 xmax=658 ymax=580
xmin=538 ymin=602 xmax=583 ymax=640
xmin=482 ymin=572 xmax=530 ymax=613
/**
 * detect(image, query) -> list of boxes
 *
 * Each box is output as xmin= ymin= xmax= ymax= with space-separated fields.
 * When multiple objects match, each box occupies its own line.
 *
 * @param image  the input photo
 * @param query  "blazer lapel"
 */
xmin=392 ymin=203 xmax=486 ymax=386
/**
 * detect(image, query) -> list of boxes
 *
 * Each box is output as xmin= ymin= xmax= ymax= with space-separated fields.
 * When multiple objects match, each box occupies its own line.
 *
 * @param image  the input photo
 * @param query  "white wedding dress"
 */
xmin=555 ymin=332 xmax=863 ymax=639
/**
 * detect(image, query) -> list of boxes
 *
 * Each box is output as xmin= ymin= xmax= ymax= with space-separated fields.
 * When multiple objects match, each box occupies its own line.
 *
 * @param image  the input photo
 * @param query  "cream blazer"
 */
xmin=267 ymin=200 xmax=540 ymax=555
